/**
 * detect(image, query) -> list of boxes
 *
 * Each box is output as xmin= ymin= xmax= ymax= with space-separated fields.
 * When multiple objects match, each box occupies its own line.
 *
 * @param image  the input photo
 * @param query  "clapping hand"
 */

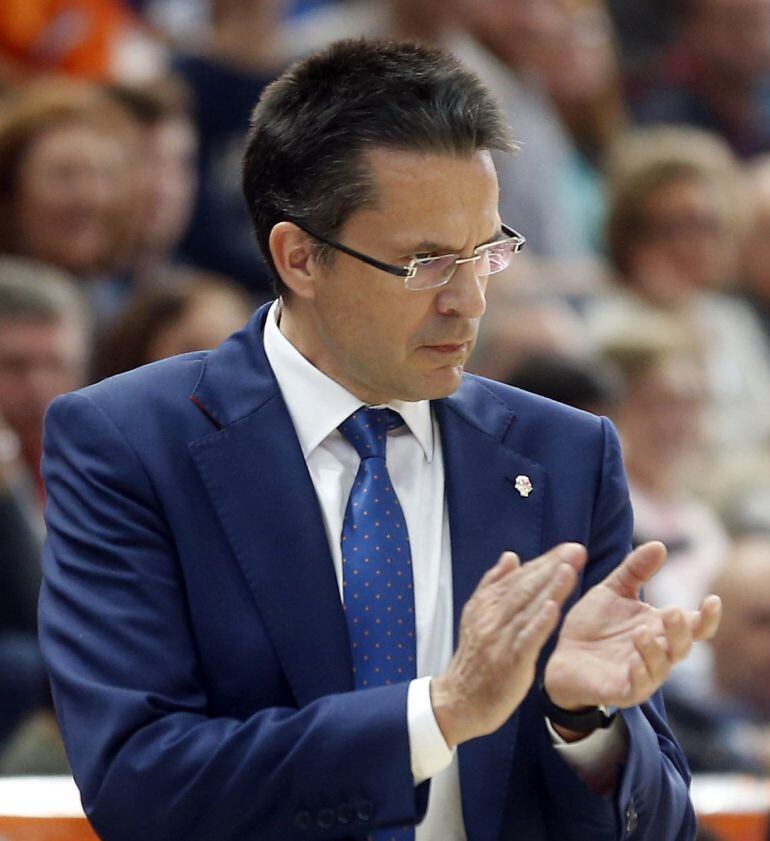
xmin=544 ymin=541 xmax=722 ymax=713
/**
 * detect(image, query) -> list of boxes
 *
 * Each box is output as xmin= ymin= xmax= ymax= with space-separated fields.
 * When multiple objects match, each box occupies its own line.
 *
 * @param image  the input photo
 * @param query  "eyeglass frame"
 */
xmin=288 ymin=219 xmax=526 ymax=290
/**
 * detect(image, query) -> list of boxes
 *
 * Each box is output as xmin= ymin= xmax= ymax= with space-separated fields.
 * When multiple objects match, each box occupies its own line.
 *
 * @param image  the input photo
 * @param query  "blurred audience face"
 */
xmin=613 ymin=353 xmax=706 ymax=491
xmin=711 ymin=537 xmax=770 ymax=715
xmin=453 ymin=0 xmax=567 ymax=74
xmin=685 ymin=0 xmax=770 ymax=83
xmin=0 ymin=315 xmax=87 ymax=456
xmin=627 ymin=175 xmax=733 ymax=307
xmin=145 ymin=284 xmax=252 ymax=362
xmin=136 ymin=115 xmax=197 ymax=258
xmin=14 ymin=120 xmax=133 ymax=277
xmin=545 ymin=2 xmax=616 ymax=105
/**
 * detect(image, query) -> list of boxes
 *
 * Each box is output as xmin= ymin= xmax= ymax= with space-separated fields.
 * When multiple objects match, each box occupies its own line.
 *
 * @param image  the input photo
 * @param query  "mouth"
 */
xmin=423 ymin=342 xmax=470 ymax=355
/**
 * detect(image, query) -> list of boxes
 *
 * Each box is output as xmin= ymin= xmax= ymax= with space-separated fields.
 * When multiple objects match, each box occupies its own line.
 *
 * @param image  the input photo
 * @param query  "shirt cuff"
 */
xmin=546 ymin=715 xmax=629 ymax=791
xmin=407 ymin=676 xmax=455 ymax=785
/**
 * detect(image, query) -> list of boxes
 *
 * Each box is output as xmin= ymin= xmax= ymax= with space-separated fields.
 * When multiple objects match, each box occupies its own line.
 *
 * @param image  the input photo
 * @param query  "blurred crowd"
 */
xmin=1 ymin=0 xmax=770 ymax=787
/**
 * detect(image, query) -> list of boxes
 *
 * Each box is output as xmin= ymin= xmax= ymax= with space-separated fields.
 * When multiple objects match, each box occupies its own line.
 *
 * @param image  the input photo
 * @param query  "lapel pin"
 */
xmin=514 ymin=475 xmax=533 ymax=497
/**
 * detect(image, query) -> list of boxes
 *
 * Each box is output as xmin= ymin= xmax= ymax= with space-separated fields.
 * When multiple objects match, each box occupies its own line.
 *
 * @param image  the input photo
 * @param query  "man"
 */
xmin=39 ymin=40 xmax=721 ymax=841
xmin=0 ymin=257 xmax=87 ymax=759
xmin=0 ymin=257 xmax=89 ymax=507
xmin=665 ymin=535 xmax=770 ymax=774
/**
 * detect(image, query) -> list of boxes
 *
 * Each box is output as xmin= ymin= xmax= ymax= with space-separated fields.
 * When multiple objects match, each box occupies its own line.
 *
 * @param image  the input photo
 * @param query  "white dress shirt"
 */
xmin=262 ymin=301 xmax=624 ymax=839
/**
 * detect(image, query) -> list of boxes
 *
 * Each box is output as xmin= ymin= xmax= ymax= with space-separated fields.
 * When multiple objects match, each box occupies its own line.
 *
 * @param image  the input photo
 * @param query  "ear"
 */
xmin=269 ymin=221 xmax=321 ymax=299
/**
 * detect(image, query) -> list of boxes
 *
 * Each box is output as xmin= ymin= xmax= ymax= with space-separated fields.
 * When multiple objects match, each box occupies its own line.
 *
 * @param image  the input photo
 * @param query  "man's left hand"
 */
xmin=544 ymin=541 xmax=722 ymax=712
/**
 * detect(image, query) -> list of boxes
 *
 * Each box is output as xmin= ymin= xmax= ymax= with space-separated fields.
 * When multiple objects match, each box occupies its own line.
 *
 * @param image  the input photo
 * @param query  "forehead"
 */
xmin=354 ymin=147 xmax=500 ymax=243
xmin=0 ymin=317 xmax=84 ymax=358
xmin=25 ymin=122 xmax=128 ymax=166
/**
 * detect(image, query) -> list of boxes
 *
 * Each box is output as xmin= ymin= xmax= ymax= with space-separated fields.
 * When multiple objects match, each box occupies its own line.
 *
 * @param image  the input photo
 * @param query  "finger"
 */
xmin=624 ymin=651 xmax=649 ymax=704
xmin=550 ymin=542 xmax=588 ymax=573
xmin=500 ymin=562 xmax=577 ymax=647
xmin=497 ymin=548 xmax=581 ymax=622
xmin=634 ymin=627 xmax=671 ymax=687
xmin=661 ymin=607 xmax=693 ymax=662
xmin=685 ymin=595 xmax=722 ymax=641
xmin=478 ymin=551 xmax=521 ymax=588
xmin=603 ymin=541 xmax=667 ymax=598
xmin=505 ymin=543 xmax=586 ymax=596
xmin=510 ymin=598 xmax=561 ymax=661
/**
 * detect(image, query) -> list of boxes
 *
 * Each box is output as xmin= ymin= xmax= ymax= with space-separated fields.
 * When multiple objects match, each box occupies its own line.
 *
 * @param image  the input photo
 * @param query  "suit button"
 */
xmin=317 ymin=808 xmax=335 ymax=829
xmin=625 ymin=799 xmax=638 ymax=835
xmin=337 ymin=803 xmax=354 ymax=824
xmin=293 ymin=810 xmax=313 ymax=830
xmin=357 ymin=800 xmax=375 ymax=821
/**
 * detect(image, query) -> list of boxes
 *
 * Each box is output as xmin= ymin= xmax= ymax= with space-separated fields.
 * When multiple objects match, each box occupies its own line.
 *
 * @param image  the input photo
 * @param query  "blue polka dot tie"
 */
xmin=339 ymin=408 xmax=416 ymax=841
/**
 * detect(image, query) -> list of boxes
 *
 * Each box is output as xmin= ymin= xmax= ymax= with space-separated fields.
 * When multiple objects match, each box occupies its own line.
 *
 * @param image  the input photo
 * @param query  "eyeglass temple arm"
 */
xmin=291 ymin=220 xmax=412 ymax=278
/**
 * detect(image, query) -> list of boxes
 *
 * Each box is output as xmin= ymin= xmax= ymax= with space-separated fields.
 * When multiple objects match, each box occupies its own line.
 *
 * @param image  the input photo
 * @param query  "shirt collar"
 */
xmin=263 ymin=300 xmax=434 ymax=462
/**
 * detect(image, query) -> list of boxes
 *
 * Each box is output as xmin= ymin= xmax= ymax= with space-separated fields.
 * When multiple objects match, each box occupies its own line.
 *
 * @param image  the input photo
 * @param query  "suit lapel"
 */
xmin=436 ymin=378 xmax=546 ymax=841
xmin=188 ymin=305 xmax=353 ymax=707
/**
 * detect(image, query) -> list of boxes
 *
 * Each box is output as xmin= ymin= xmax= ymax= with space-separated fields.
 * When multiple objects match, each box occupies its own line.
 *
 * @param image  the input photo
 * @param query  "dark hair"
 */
xmin=104 ymin=76 xmax=193 ymax=127
xmin=242 ymin=38 xmax=515 ymax=295
xmin=91 ymin=269 xmax=254 ymax=381
xmin=506 ymin=353 xmax=624 ymax=414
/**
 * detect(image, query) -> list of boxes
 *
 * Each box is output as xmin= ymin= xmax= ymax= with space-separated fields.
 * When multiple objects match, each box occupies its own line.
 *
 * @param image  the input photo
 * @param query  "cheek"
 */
xmin=18 ymin=182 xmax=65 ymax=224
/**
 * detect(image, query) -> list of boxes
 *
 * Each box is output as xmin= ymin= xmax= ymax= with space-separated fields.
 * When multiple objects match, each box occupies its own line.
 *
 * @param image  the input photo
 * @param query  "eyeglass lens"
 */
xmin=407 ymin=241 xmax=518 ymax=290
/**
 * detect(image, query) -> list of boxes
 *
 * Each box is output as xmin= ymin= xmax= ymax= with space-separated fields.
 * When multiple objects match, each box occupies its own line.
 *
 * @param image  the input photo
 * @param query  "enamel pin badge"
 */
xmin=514 ymin=475 xmax=533 ymax=497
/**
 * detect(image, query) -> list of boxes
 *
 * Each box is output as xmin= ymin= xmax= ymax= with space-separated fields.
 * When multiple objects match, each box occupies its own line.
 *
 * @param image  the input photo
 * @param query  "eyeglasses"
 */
xmin=291 ymin=220 xmax=526 ymax=291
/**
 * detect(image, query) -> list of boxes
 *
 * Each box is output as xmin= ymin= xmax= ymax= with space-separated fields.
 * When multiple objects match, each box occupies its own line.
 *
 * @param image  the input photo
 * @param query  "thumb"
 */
xmin=603 ymin=541 xmax=667 ymax=598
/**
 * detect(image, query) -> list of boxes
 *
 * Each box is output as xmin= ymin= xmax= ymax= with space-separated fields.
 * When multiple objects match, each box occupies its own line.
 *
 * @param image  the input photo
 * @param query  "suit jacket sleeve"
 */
xmin=534 ymin=417 xmax=696 ymax=841
xmin=39 ymin=391 xmax=427 ymax=841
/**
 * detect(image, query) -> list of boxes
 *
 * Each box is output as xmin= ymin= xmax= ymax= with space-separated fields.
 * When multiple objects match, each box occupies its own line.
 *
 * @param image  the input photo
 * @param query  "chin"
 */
xmin=420 ymin=365 xmax=465 ymax=400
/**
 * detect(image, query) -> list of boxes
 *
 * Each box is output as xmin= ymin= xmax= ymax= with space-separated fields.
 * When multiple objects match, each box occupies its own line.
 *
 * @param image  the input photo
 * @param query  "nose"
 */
xmin=434 ymin=259 xmax=487 ymax=319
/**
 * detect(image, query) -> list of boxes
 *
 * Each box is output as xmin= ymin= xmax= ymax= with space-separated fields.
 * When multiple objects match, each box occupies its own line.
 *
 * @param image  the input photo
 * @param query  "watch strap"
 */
xmin=540 ymin=682 xmax=616 ymax=733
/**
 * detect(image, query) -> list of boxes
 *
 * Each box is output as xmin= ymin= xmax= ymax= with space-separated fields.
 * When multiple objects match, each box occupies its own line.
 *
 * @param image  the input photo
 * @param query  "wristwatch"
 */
xmin=540 ymin=682 xmax=617 ymax=733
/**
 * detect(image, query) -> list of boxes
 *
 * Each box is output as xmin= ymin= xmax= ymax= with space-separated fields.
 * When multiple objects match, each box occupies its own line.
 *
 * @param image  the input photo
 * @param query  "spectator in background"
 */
xmin=468 ymin=285 xmax=595 ymax=382
xmin=172 ymin=0 xmax=288 ymax=297
xmin=92 ymin=271 xmax=254 ymax=381
xmin=0 ymin=78 xmax=139 ymax=321
xmin=601 ymin=320 xmax=729 ymax=615
xmin=0 ymin=257 xmax=90 ymax=507
xmin=628 ymin=0 xmax=770 ymax=158
xmin=104 ymin=77 xmax=198 ymax=302
xmin=0 ymin=260 xmax=84 ymax=766
xmin=666 ymin=535 xmax=770 ymax=774
xmin=589 ymin=126 xmax=770 ymax=457
xmin=738 ymin=153 xmax=770 ymax=344
xmin=601 ymin=320 xmax=730 ymax=703
xmin=504 ymin=351 xmax=623 ymax=417
xmin=543 ymin=0 xmax=628 ymax=253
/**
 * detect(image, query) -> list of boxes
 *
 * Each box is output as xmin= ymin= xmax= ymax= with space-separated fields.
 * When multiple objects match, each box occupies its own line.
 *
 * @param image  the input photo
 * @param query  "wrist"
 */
xmin=429 ymin=675 xmax=471 ymax=749
xmin=540 ymin=681 xmax=616 ymax=735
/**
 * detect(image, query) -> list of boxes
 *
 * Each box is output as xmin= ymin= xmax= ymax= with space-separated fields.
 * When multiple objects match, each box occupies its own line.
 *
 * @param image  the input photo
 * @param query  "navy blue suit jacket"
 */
xmin=39 ymin=304 xmax=695 ymax=840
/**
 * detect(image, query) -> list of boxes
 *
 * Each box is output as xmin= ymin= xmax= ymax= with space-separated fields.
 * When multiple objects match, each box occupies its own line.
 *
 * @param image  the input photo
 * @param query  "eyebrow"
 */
xmin=399 ymin=227 xmax=505 ymax=258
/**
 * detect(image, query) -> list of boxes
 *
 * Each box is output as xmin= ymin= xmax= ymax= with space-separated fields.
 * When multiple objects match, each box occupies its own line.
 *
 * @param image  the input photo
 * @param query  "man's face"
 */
xmin=688 ymin=0 xmax=770 ymax=81
xmin=15 ymin=122 xmax=133 ymax=276
xmin=287 ymin=149 xmax=500 ymax=404
xmin=136 ymin=117 xmax=198 ymax=256
xmin=0 ymin=317 xmax=86 ymax=448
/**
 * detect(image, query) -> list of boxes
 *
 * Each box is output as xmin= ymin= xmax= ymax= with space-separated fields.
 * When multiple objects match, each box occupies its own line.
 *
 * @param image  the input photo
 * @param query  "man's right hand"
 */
xmin=430 ymin=543 xmax=586 ymax=747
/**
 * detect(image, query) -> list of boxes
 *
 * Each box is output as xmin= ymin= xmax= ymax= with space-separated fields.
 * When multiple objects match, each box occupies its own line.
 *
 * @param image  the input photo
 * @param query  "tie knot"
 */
xmin=338 ymin=407 xmax=404 ymax=460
